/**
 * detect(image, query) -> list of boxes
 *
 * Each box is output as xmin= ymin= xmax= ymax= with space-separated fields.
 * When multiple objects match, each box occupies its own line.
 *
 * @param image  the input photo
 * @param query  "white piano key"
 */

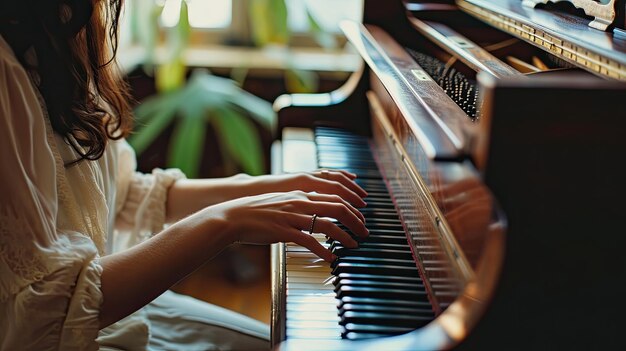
xmin=286 ymin=258 xmax=331 ymax=266
xmin=286 ymin=246 xmax=327 ymax=252
xmin=287 ymin=294 xmax=337 ymax=305
xmin=286 ymin=265 xmax=332 ymax=273
xmin=285 ymin=251 xmax=319 ymax=258
xmin=287 ymin=295 xmax=339 ymax=310
xmin=286 ymin=320 xmax=340 ymax=329
xmin=287 ymin=311 xmax=340 ymax=321
xmin=286 ymin=282 xmax=334 ymax=290
xmin=286 ymin=290 xmax=335 ymax=296
xmin=286 ymin=304 xmax=338 ymax=312
xmin=286 ymin=328 xmax=342 ymax=339
xmin=287 ymin=276 xmax=336 ymax=284
xmin=287 ymin=271 xmax=332 ymax=277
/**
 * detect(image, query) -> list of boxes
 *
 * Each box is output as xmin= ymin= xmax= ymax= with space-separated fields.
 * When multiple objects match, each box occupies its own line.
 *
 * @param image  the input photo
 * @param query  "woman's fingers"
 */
xmin=316 ymin=170 xmax=367 ymax=198
xmin=307 ymin=178 xmax=367 ymax=208
xmin=306 ymin=193 xmax=365 ymax=223
xmin=290 ymin=213 xmax=359 ymax=248
xmin=286 ymin=198 xmax=369 ymax=238
xmin=329 ymin=169 xmax=357 ymax=180
xmin=289 ymin=229 xmax=336 ymax=263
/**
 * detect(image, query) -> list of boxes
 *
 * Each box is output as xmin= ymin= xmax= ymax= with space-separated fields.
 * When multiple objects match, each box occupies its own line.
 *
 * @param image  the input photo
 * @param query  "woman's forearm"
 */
xmin=101 ymin=179 xmax=368 ymax=329
xmin=165 ymin=172 xmax=368 ymax=223
xmin=165 ymin=174 xmax=254 ymax=222
xmin=98 ymin=209 xmax=232 ymax=328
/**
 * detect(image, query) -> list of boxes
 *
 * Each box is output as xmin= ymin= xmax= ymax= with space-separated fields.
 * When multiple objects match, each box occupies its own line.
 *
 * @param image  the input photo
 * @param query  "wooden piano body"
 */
xmin=271 ymin=1 xmax=626 ymax=349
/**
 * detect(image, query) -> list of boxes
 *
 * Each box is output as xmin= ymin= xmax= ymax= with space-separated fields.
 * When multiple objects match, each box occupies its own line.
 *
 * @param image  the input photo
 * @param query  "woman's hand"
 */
xmin=100 ymin=189 xmax=367 ymax=327
xmin=202 ymin=190 xmax=369 ymax=262
xmin=242 ymin=170 xmax=368 ymax=207
xmin=166 ymin=170 xmax=368 ymax=222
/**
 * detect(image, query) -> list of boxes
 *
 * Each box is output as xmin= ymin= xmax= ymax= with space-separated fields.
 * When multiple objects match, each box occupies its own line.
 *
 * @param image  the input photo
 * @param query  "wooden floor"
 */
xmin=171 ymin=244 xmax=271 ymax=324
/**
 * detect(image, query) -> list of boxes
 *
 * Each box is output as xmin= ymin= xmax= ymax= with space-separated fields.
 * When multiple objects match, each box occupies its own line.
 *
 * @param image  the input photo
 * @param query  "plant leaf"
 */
xmin=129 ymin=95 xmax=181 ymax=155
xmin=213 ymin=108 xmax=264 ymax=175
xmin=167 ymin=107 xmax=207 ymax=178
xmin=249 ymin=0 xmax=271 ymax=46
xmin=285 ymin=68 xmax=319 ymax=93
xmin=305 ymin=5 xmax=338 ymax=49
xmin=250 ymin=0 xmax=289 ymax=46
xmin=268 ymin=0 xmax=289 ymax=44
xmin=190 ymin=70 xmax=276 ymax=132
xmin=156 ymin=57 xmax=186 ymax=92
xmin=134 ymin=0 xmax=163 ymax=70
xmin=133 ymin=89 xmax=183 ymax=125
xmin=168 ymin=0 xmax=191 ymax=61
xmin=230 ymin=66 xmax=249 ymax=87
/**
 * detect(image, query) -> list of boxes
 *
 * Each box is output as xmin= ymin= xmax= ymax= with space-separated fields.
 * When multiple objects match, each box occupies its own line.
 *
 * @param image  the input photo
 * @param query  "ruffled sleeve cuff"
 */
xmin=59 ymin=255 xmax=103 ymax=350
xmin=114 ymin=168 xmax=186 ymax=249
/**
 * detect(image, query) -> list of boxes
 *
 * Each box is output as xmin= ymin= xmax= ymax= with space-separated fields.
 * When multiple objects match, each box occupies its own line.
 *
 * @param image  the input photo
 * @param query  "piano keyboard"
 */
xmin=284 ymin=127 xmax=436 ymax=342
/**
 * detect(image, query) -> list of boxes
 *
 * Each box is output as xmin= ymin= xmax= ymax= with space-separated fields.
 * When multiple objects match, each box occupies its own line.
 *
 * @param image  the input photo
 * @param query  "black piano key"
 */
xmin=355 ymin=235 xmax=409 ymax=245
xmin=338 ymin=296 xmax=432 ymax=309
xmin=331 ymin=242 xmax=410 ymax=251
xmin=339 ymin=304 xmax=434 ymax=317
xmin=346 ymin=227 xmax=405 ymax=235
xmin=340 ymin=311 xmax=432 ymax=327
xmin=355 ymin=181 xmax=387 ymax=189
xmin=307 ymin=126 xmax=438 ymax=341
xmin=343 ymin=332 xmax=391 ymax=340
xmin=331 ymin=256 xmax=417 ymax=268
xmin=357 ymin=209 xmax=398 ymax=217
xmin=332 ymin=263 xmax=420 ymax=277
xmin=336 ymin=273 xmax=423 ymax=284
xmin=335 ymin=279 xmax=424 ymax=291
xmin=342 ymin=323 xmax=415 ymax=335
xmin=359 ymin=217 xmax=402 ymax=225
xmin=336 ymin=286 xmax=428 ymax=300
xmin=317 ymin=167 xmax=381 ymax=179
xmin=331 ymin=247 xmax=413 ymax=260
xmin=338 ymin=227 xmax=405 ymax=236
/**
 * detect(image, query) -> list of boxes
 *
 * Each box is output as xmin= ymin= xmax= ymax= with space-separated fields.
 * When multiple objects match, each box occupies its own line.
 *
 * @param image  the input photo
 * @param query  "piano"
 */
xmin=270 ymin=1 xmax=626 ymax=349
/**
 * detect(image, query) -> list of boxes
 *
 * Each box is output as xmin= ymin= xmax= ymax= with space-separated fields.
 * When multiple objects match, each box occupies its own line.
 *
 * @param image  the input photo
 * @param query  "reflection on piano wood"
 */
xmin=272 ymin=1 xmax=626 ymax=350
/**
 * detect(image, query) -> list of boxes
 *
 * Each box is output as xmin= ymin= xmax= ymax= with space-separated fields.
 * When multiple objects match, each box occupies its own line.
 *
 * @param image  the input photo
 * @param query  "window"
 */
xmin=160 ymin=0 xmax=232 ymax=28
xmin=118 ymin=0 xmax=363 ymax=72
xmin=159 ymin=0 xmax=363 ymax=42
xmin=285 ymin=0 xmax=362 ymax=33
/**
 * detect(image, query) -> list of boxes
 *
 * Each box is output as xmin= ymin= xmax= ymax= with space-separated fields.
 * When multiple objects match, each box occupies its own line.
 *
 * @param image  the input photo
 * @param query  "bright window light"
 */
xmin=286 ymin=0 xmax=363 ymax=32
xmin=161 ymin=0 xmax=232 ymax=28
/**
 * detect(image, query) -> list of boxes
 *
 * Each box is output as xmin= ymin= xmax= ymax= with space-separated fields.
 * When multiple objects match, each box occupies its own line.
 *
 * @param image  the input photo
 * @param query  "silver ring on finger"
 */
xmin=309 ymin=214 xmax=318 ymax=234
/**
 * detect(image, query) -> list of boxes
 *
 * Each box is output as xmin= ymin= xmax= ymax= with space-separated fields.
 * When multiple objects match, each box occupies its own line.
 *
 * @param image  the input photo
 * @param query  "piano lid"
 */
xmin=341 ymin=20 xmax=478 ymax=161
xmin=457 ymin=0 xmax=626 ymax=80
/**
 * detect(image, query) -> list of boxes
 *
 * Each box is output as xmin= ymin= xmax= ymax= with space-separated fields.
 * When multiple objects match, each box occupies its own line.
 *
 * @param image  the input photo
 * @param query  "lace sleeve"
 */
xmin=0 ymin=36 xmax=102 ymax=350
xmin=113 ymin=140 xmax=185 ymax=252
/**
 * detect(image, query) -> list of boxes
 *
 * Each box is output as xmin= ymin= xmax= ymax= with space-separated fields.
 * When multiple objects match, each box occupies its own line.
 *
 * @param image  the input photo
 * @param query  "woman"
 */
xmin=0 ymin=0 xmax=367 ymax=349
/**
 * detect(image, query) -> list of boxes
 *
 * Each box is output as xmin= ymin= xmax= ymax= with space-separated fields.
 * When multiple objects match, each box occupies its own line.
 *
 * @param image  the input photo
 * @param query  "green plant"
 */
xmin=130 ymin=69 xmax=275 ymax=177
xmin=127 ymin=0 xmax=335 ymax=177
xmin=128 ymin=0 xmax=275 ymax=177
xmin=248 ymin=0 xmax=338 ymax=92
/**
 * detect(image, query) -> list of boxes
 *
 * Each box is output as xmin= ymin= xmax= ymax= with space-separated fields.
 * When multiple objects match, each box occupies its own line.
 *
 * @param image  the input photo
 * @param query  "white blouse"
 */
xmin=0 ymin=36 xmax=184 ymax=350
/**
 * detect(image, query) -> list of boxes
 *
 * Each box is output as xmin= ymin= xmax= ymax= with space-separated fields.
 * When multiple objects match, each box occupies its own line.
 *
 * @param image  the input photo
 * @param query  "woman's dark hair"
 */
xmin=0 ymin=0 xmax=132 ymax=163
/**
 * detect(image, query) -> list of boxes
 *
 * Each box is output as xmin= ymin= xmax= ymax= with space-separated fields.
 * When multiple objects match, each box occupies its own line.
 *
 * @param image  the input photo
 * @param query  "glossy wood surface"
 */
xmin=458 ymin=0 xmax=626 ymax=79
xmin=341 ymin=21 xmax=477 ymax=160
xmin=408 ymin=17 xmax=521 ymax=78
